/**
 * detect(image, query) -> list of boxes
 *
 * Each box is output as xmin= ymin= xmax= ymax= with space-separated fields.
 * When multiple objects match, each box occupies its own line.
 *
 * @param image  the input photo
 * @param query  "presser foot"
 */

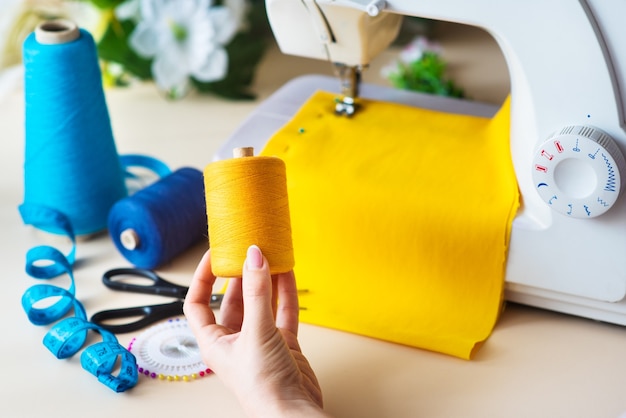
xmin=333 ymin=63 xmax=363 ymax=117
xmin=334 ymin=96 xmax=359 ymax=117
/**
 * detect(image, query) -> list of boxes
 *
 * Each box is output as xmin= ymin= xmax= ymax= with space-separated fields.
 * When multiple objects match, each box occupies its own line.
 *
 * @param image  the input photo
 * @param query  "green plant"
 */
xmin=385 ymin=46 xmax=465 ymax=99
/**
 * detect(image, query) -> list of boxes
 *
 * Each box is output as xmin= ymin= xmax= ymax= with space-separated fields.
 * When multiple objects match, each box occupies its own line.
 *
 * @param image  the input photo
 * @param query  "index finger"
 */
xmin=183 ymin=250 xmax=218 ymax=333
xmin=274 ymin=269 xmax=299 ymax=336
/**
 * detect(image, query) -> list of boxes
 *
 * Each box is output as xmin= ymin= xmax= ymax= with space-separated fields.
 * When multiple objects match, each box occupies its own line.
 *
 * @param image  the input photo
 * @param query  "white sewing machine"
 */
xmin=217 ymin=0 xmax=626 ymax=326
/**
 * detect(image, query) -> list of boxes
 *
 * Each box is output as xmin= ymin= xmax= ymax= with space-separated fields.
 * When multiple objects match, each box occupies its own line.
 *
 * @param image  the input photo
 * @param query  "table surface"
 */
xmin=1 ymin=22 xmax=625 ymax=418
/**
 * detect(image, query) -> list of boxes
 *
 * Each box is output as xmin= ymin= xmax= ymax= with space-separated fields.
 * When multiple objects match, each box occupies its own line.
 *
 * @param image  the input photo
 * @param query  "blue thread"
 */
xmin=22 ymin=28 xmax=127 ymax=236
xmin=108 ymin=167 xmax=207 ymax=269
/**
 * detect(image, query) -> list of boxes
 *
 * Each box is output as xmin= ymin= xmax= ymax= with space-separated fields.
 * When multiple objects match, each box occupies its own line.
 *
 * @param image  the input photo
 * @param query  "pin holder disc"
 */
xmin=127 ymin=318 xmax=211 ymax=382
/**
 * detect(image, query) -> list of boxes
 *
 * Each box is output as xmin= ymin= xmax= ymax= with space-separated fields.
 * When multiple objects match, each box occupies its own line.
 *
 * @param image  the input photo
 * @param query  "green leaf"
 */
xmin=387 ymin=51 xmax=465 ymax=99
xmin=97 ymin=18 xmax=153 ymax=80
xmin=89 ymin=0 xmax=127 ymax=10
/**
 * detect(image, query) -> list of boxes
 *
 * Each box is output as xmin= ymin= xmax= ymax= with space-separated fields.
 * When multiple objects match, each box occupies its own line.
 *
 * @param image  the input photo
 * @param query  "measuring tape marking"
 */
xmin=83 ymin=341 xmax=139 ymax=393
xmin=20 ymin=203 xmax=139 ymax=392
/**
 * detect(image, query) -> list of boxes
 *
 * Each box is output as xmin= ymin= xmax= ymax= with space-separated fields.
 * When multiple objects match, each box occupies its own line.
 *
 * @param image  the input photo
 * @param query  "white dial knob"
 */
xmin=532 ymin=125 xmax=626 ymax=218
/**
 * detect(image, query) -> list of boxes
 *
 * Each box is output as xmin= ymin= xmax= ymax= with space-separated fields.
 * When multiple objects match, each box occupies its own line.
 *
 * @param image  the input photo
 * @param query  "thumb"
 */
xmin=241 ymin=245 xmax=275 ymax=336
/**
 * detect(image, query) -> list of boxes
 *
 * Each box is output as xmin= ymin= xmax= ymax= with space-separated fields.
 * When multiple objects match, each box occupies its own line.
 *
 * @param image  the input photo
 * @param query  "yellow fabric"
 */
xmin=261 ymin=91 xmax=519 ymax=359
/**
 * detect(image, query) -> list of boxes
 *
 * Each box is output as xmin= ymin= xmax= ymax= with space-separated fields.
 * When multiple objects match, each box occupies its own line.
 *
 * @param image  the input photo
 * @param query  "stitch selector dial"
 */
xmin=532 ymin=125 xmax=626 ymax=218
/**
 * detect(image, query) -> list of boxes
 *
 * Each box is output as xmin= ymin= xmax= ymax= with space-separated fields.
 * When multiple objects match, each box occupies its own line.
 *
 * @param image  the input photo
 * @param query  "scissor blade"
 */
xmin=210 ymin=293 xmax=224 ymax=309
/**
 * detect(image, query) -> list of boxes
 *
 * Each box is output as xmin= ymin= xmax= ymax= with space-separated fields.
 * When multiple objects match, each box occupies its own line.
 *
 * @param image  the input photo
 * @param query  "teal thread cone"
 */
xmin=22 ymin=22 xmax=127 ymax=235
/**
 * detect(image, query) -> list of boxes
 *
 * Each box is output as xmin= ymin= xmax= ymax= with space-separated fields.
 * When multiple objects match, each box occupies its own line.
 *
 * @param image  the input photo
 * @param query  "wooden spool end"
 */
xmin=35 ymin=20 xmax=80 ymax=45
xmin=233 ymin=147 xmax=254 ymax=158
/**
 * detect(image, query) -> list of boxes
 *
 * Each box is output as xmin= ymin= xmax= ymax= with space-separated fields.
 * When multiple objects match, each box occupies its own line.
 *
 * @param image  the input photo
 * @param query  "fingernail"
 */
xmin=246 ymin=245 xmax=263 ymax=270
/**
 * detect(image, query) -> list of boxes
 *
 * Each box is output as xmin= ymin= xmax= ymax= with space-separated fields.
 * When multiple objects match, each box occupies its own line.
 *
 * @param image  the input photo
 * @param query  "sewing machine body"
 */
xmin=219 ymin=0 xmax=626 ymax=325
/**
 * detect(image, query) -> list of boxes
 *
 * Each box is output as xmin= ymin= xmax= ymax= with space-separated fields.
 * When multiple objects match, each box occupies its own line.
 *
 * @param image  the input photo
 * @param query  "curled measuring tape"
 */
xmin=19 ymin=204 xmax=138 ymax=392
xmin=128 ymin=318 xmax=211 ymax=382
xmin=46 ymin=317 xmax=138 ymax=392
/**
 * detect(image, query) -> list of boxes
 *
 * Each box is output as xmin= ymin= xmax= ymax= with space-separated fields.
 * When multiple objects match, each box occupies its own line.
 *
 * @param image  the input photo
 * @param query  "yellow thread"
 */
xmin=204 ymin=154 xmax=294 ymax=277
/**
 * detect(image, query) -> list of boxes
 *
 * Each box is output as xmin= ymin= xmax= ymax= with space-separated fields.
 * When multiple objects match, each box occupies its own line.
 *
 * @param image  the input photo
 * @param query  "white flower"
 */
xmin=129 ymin=0 xmax=243 ymax=94
xmin=116 ymin=0 xmax=141 ymax=22
xmin=399 ymin=36 xmax=441 ymax=63
xmin=381 ymin=35 xmax=442 ymax=78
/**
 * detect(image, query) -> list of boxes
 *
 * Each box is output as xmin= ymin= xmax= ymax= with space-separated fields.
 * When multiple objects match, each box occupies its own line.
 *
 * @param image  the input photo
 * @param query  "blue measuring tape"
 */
xmin=19 ymin=204 xmax=139 ymax=392
xmin=19 ymin=155 xmax=171 ymax=392
xmin=45 ymin=318 xmax=138 ymax=392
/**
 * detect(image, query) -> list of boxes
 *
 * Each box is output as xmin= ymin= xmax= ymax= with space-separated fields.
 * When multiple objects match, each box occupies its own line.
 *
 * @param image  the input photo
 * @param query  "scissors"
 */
xmin=90 ymin=268 xmax=223 ymax=334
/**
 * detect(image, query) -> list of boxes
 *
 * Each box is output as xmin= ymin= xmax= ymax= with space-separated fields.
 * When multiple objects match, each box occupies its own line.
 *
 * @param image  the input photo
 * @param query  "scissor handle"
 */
xmin=91 ymin=294 xmax=224 ymax=333
xmin=91 ymin=300 xmax=185 ymax=334
xmin=102 ymin=268 xmax=188 ymax=299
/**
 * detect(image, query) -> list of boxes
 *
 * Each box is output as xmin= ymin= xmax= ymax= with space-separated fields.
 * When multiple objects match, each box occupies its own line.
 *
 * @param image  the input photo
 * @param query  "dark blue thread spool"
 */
xmin=108 ymin=167 xmax=207 ymax=269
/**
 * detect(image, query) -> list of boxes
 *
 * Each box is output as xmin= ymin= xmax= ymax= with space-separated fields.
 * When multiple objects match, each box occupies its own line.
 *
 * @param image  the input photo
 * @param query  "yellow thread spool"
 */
xmin=203 ymin=147 xmax=294 ymax=277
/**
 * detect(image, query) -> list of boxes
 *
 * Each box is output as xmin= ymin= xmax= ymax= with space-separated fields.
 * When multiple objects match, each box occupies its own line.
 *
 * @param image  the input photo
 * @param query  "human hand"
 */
xmin=184 ymin=245 xmax=331 ymax=418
